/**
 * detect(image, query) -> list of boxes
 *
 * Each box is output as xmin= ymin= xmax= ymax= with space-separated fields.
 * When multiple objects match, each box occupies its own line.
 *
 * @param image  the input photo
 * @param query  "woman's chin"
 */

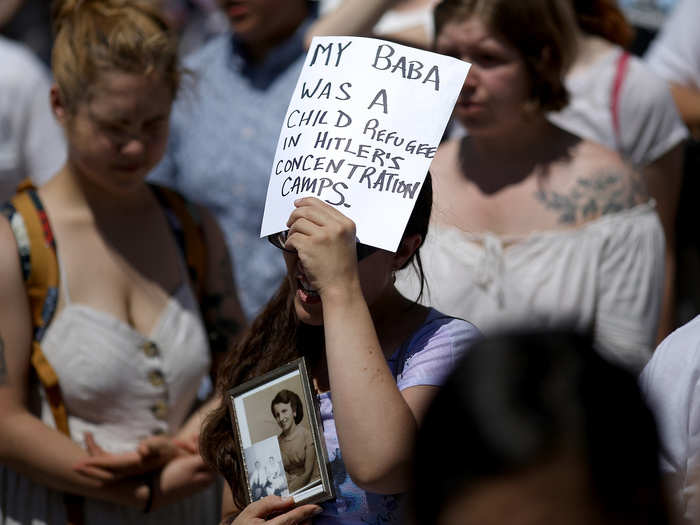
xmin=294 ymin=294 xmax=324 ymax=326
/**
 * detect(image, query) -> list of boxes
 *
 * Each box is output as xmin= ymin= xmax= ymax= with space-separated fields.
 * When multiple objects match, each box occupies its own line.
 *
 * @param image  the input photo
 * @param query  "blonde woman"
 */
xmin=0 ymin=0 xmax=245 ymax=523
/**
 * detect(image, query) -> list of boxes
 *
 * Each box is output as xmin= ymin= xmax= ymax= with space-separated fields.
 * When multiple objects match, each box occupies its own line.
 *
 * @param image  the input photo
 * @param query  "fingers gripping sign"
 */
xmin=233 ymin=495 xmax=322 ymax=525
xmin=284 ymin=198 xmax=362 ymax=300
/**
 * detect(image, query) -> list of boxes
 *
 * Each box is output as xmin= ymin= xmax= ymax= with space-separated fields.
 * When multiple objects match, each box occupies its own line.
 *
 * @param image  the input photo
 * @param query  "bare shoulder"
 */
xmin=432 ymin=139 xmax=460 ymax=176
xmin=0 ymin=213 xmax=33 ymax=379
xmin=535 ymin=139 xmax=649 ymax=226
xmin=430 ymin=139 xmax=463 ymax=202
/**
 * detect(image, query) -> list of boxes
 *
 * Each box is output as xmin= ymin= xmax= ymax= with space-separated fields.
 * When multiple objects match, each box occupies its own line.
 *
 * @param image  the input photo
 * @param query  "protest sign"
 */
xmin=260 ymin=36 xmax=470 ymax=252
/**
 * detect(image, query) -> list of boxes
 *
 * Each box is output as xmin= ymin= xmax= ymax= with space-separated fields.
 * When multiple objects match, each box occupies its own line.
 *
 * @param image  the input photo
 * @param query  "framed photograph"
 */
xmin=227 ymin=358 xmax=334 ymax=506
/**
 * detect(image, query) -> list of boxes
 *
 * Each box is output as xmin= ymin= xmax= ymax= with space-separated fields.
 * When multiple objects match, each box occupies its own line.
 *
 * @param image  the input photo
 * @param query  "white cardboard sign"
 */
xmin=260 ymin=36 xmax=470 ymax=252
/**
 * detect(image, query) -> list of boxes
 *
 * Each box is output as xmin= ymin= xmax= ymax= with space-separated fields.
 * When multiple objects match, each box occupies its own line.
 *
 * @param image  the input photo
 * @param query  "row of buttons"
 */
xmin=141 ymin=340 xmax=169 ymax=424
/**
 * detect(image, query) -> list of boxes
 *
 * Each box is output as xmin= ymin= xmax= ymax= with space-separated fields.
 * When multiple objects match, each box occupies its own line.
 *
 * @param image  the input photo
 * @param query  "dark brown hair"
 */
xmin=571 ymin=0 xmax=635 ymax=48
xmin=200 ymin=173 xmax=434 ymax=509
xmin=434 ymin=0 xmax=578 ymax=112
xmin=271 ymin=389 xmax=304 ymax=425
xmin=51 ymin=0 xmax=180 ymax=113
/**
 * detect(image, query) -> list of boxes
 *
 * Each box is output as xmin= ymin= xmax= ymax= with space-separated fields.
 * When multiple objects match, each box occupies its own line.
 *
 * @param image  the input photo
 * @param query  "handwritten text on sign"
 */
xmin=260 ymin=36 xmax=470 ymax=252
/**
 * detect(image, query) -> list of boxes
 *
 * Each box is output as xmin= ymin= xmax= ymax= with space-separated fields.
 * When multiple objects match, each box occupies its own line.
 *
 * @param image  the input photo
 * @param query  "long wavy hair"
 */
xmin=200 ymin=173 xmax=433 ymax=508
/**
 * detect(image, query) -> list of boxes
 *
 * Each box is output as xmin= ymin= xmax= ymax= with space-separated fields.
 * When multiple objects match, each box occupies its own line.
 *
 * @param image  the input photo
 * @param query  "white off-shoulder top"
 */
xmin=397 ymin=202 xmax=665 ymax=372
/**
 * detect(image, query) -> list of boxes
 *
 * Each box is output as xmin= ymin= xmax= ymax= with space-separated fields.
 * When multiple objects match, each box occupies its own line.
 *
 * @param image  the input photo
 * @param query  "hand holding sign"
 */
xmin=261 ymin=36 xmax=470 ymax=252
xmin=285 ymin=197 xmax=361 ymax=302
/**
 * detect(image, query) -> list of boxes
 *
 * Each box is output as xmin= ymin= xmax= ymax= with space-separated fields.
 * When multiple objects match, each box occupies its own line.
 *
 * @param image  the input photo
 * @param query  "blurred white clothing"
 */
xmin=645 ymin=0 xmax=700 ymax=88
xmin=641 ymin=315 xmax=700 ymax=522
xmin=0 ymin=36 xmax=64 ymax=201
xmin=549 ymin=46 xmax=688 ymax=167
xmin=397 ymin=202 xmax=665 ymax=373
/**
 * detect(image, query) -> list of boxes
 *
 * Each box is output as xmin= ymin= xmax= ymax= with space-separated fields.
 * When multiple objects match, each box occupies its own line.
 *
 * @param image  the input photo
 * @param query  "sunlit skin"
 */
xmin=52 ymin=71 xmax=173 ymax=195
xmin=272 ymin=402 xmax=296 ymax=436
xmin=435 ymin=16 xmax=532 ymax=137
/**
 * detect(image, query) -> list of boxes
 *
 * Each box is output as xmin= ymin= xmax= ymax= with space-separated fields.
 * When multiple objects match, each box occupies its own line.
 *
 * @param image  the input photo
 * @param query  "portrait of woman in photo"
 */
xmin=271 ymin=390 xmax=319 ymax=493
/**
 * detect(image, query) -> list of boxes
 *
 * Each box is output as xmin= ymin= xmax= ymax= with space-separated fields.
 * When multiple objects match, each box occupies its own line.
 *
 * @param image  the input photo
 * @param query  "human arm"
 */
xmin=669 ymin=83 xmax=700 ymax=139
xmin=284 ymin=197 xmax=437 ymax=493
xmin=304 ymin=0 xmax=399 ymax=48
xmin=643 ymin=145 xmax=684 ymax=343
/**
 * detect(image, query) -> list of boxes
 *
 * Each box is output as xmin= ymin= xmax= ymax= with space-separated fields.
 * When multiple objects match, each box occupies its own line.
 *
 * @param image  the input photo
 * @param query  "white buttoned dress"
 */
xmin=0 ymin=266 xmax=220 ymax=524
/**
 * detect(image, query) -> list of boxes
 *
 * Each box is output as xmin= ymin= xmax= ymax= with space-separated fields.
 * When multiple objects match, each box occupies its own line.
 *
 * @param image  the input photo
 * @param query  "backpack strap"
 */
xmin=2 ymin=182 xmax=69 ymax=434
xmin=149 ymin=185 xmax=208 ymax=302
xmin=2 ymin=180 xmax=84 ymax=525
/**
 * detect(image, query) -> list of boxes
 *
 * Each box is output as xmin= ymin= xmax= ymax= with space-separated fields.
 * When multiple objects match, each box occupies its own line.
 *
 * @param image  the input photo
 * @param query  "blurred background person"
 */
xmin=548 ymin=0 xmax=688 ymax=342
xmin=412 ymin=330 xmax=673 ymax=525
xmin=0 ymin=0 xmax=246 ymax=522
xmin=149 ymin=0 xmax=402 ymax=320
xmin=0 ymin=4 xmax=65 ymax=202
xmin=644 ymin=0 xmax=700 ymax=335
xmin=397 ymin=0 xmax=664 ymax=373
xmin=645 ymin=0 xmax=700 ymax=138
xmin=319 ymin=0 xmax=439 ymax=49
xmin=641 ymin=314 xmax=700 ymax=524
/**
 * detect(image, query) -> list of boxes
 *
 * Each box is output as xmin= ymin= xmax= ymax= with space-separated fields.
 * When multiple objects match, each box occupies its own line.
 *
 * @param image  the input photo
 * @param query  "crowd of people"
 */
xmin=0 ymin=0 xmax=699 ymax=524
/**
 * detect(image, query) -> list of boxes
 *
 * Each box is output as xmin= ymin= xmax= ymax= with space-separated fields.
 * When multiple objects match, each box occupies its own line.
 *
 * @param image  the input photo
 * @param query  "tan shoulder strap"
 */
xmin=150 ymin=185 xmax=208 ymax=301
xmin=4 ymin=182 xmax=69 ymax=435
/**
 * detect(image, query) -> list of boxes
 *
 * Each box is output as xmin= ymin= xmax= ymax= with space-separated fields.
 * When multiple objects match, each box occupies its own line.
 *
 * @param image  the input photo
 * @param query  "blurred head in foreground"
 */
xmin=411 ymin=331 xmax=671 ymax=525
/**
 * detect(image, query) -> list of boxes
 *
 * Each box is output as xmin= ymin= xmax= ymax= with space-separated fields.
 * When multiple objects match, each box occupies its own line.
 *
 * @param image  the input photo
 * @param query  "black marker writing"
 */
xmin=372 ymin=44 xmax=440 ymax=91
xmin=309 ymin=41 xmax=353 ymax=67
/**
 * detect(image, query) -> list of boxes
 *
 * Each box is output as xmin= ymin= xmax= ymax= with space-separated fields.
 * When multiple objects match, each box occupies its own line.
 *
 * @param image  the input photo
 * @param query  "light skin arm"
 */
xmin=669 ymin=82 xmax=700 ymax=139
xmin=644 ymin=144 xmax=684 ymax=343
xmin=285 ymin=197 xmax=435 ymax=494
xmin=304 ymin=0 xmax=399 ymax=48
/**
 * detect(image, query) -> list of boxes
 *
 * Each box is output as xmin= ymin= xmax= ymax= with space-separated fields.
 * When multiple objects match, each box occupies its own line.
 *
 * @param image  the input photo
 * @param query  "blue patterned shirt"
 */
xmin=150 ymin=22 xmax=311 ymax=318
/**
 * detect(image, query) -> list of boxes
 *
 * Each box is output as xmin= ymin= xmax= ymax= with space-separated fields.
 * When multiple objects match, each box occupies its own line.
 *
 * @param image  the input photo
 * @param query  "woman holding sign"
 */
xmin=200 ymin=174 xmax=482 ymax=524
xmin=397 ymin=0 xmax=664 ymax=374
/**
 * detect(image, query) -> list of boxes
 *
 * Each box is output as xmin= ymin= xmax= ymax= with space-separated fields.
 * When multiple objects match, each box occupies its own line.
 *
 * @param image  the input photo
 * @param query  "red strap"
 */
xmin=611 ymin=51 xmax=630 ymax=150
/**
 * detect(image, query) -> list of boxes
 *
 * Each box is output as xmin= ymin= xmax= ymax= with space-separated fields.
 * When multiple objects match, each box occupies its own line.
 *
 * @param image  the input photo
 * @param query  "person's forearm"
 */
xmin=670 ymin=83 xmax=700 ymax=137
xmin=305 ymin=0 xmax=399 ymax=47
xmin=321 ymin=284 xmax=416 ymax=494
xmin=0 ymin=409 xmax=149 ymax=508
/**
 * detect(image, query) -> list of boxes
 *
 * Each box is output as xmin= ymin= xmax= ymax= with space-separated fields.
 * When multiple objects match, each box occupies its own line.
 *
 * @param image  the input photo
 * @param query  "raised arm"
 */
xmin=285 ymin=197 xmax=434 ymax=494
xmin=644 ymin=144 xmax=684 ymax=343
xmin=669 ymin=83 xmax=700 ymax=139
xmin=305 ymin=0 xmax=399 ymax=48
